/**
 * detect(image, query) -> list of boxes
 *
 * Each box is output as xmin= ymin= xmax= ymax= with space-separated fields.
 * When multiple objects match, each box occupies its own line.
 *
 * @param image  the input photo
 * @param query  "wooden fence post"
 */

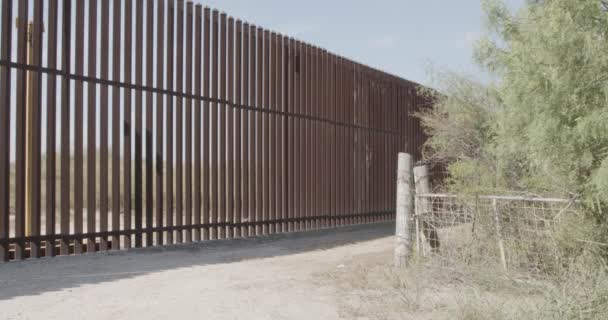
xmin=493 ymin=199 xmax=508 ymax=271
xmin=395 ymin=153 xmax=413 ymax=267
xmin=414 ymin=165 xmax=440 ymax=253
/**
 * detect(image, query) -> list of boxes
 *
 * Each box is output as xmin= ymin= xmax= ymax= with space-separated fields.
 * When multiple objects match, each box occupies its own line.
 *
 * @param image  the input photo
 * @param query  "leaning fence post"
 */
xmin=414 ymin=165 xmax=440 ymax=253
xmin=395 ymin=153 xmax=413 ymax=268
xmin=492 ymin=199 xmax=508 ymax=271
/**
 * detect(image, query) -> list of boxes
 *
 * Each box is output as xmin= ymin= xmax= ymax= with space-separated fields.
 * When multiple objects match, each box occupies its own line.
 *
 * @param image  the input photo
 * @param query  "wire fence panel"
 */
xmin=0 ymin=0 xmax=430 ymax=261
xmin=415 ymin=194 xmax=580 ymax=276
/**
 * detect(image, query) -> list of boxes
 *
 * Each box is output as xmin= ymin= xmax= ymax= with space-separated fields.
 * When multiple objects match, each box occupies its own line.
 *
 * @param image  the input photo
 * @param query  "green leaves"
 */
xmin=422 ymin=0 xmax=608 ymax=217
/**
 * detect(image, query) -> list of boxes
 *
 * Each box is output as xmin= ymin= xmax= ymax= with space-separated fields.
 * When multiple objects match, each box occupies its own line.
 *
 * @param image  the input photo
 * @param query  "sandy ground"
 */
xmin=0 ymin=223 xmax=398 ymax=320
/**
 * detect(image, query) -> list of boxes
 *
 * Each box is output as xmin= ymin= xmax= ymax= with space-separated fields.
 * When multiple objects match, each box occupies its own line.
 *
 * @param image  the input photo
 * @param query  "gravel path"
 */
xmin=0 ymin=223 xmax=394 ymax=320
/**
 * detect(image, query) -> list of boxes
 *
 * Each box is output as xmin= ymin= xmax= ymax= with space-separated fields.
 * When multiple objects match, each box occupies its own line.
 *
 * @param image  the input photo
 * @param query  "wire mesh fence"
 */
xmin=414 ymin=193 xmax=580 ymax=277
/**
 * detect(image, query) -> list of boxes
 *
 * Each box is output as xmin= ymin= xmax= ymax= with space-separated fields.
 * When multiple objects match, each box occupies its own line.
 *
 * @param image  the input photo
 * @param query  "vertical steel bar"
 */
xmin=218 ymin=12 xmax=227 ymax=239
xmin=14 ymin=0 xmax=28 ymax=260
xmin=242 ymin=23 xmax=251 ymax=237
xmin=193 ymin=4 xmax=202 ymax=242
xmin=123 ymin=0 xmax=133 ymax=249
xmin=287 ymin=37 xmax=294 ymax=232
xmin=45 ymin=0 xmax=58 ymax=257
xmin=210 ymin=9 xmax=218 ymax=240
xmin=111 ymin=0 xmax=122 ymax=250
xmin=87 ymin=0 xmax=98 ymax=254
xmin=248 ymin=24 xmax=258 ymax=236
xmin=297 ymin=41 xmax=305 ymax=231
xmin=303 ymin=43 xmax=310 ymax=229
xmin=73 ymin=0 xmax=85 ymax=254
xmin=29 ymin=0 xmax=44 ymax=258
xmin=156 ymin=0 xmax=165 ymax=245
xmin=268 ymin=32 xmax=276 ymax=234
xmin=329 ymin=52 xmax=335 ymax=228
xmin=60 ymin=0 xmax=72 ymax=255
xmin=0 ymin=0 xmax=11 ymax=261
xmin=262 ymin=29 xmax=270 ymax=235
xmin=184 ymin=1 xmax=193 ymax=243
xmin=321 ymin=49 xmax=327 ymax=228
xmin=226 ymin=16 xmax=234 ymax=239
xmin=276 ymin=33 xmax=284 ymax=233
xmin=312 ymin=46 xmax=318 ymax=229
xmin=234 ymin=19 xmax=242 ymax=238
xmin=202 ymin=7 xmax=210 ymax=241
xmin=293 ymin=39 xmax=301 ymax=232
xmin=99 ymin=0 xmax=110 ymax=252
xmin=175 ymin=0 xmax=184 ymax=244
xmin=134 ymin=0 xmax=143 ymax=248
xmin=165 ymin=0 xmax=174 ymax=245
xmin=255 ymin=26 xmax=263 ymax=236
xmin=145 ymin=0 xmax=155 ymax=247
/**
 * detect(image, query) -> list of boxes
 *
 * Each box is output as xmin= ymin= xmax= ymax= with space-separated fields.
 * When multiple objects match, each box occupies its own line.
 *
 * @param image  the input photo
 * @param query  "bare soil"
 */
xmin=0 ymin=222 xmax=541 ymax=320
xmin=0 ymin=223 xmax=394 ymax=320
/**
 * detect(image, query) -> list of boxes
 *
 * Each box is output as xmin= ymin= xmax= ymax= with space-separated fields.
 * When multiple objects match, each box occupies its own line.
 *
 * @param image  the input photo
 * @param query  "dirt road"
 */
xmin=0 ymin=223 xmax=395 ymax=320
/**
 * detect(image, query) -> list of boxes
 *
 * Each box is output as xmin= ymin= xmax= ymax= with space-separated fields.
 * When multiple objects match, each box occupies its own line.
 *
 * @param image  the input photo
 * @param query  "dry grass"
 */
xmin=316 ymin=253 xmax=546 ymax=320
xmin=314 ymin=196 xmax=608 ymax=320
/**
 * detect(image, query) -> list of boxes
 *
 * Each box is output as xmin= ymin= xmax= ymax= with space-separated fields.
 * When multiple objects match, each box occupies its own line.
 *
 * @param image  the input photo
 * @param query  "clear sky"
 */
xmin=201 ymin=0 xmax=525 ymax=86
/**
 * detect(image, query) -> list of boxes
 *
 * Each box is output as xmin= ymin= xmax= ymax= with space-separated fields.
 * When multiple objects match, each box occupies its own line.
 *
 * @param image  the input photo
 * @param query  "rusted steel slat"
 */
xmin=297 ymin=41 xmax=304 ymax=231
xmin=315 ymin=47 xmax=322 ymax=228
xmin=341 ymin=59 xmax=347 ymax=226
xmin=323 ymin=51 xmax=328 ymax=227
xmin=45 ymin=0 xmax=58 ymax=257
xmin=226 ymin=16 xmax=234 ymax=239
xmin=234 ymin=19 xmax=242 ymax=238
xmin=123 ymin=0 xmax=133 ymax=249
xmin=175 ymin=0 xmax=184 ymax=244
xmin=242 ymin=23 xmax=251 ymax=237
xmin=308 ymin=45 xmax=314 ymax=230
xmin=339 ymin=58 xmax=345 ymax=226
xmin=293 ymin=39 xmax=300 ymax=232
xmin=322 ymin=49 xmax=328 ymax=228
xmin=278 ymin=34 xmax=286 ymax=233
xmin=145 ymin=0 xmax=155 ymax=247
xmin=193 ymin=4 xmax=202 ymax=242
xmin=210 ymin=9 xmax=219 ymax=240
xmin=312 ymin=46 xmax=319 ymax=230
xmin=13 ymin=0 xmax=28 ymax=261
xmin=329 ymin=53 xmax=336 ymax=228
xmin=165 ymin=0 xmax=174 ymax=245
xmin=335 ymin=58 xmax=341 ymax=226
xmin=202 ymin=7 xmax=210 ymax=241
xmin=87 ymin=0 xmax=98 ymax=254
xmin=134 ymin=0 xmax=144 ymax=248
xmin=348 ymin=60 xmax=353 ymax=225
xmin=268 ymin=32 xmax=276 ymax=234
xmin=111 ymin=0 xmax=122 ymax=251
xmin=73 ymin=0 xmax=85 ymax=254
xmin=218 ymin=12 xmax=227 ymax=239
xmin=0 ymin=0 xmax=11 ymax=261
xmin=287 ymin=37 xmax=294 ymax=232
xmin=156 ymin=0 xmax=165 ymax=246
xmin=255 ymin=26 xmax=263 ymax=236
xmin=59 ymin=0 xmax=72 ymax=255
xmin=99 ymin=0 xmax=110 ymax=251
xmin=184 ymin=2 xmax=193 ymax=243
xmin=249 ymin=24 xmax=259 ymax=237
xmin=302 ymin=43 xmax=313 ymax=230
xmin=263 ymin=29 xmax=270 ymax=235
xmin=28 ymin=0 xmax=44 ymax=258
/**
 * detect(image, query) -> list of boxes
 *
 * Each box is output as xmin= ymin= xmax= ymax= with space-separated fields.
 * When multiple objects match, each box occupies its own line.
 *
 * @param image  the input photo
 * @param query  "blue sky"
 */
xmin=201 ymin=0 xmax=525 ymax=86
